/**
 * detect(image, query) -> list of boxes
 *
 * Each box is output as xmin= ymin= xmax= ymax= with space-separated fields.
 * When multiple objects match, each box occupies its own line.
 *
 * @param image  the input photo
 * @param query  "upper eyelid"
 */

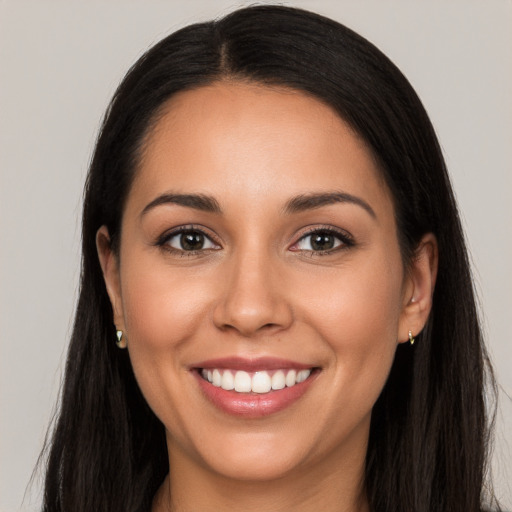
xmin=289 ymin=226 xmax=354 ymax=251
xmin=155 ymin=224 xmax=353 ymax=249
xmin=294 ymin=225 xmax=353 ymax=241
xmin=156 ymin=224 xmax=221 ymax=246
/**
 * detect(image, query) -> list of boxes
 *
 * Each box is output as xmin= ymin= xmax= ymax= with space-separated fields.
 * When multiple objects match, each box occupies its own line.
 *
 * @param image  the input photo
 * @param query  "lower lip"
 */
xmin=194 ymin=371 xmax=317 ymax=418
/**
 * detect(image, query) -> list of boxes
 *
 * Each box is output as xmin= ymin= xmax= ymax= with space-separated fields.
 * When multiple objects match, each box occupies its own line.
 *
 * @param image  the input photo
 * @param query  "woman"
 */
xmin=41 ymin=5 xmax=500 ymax=512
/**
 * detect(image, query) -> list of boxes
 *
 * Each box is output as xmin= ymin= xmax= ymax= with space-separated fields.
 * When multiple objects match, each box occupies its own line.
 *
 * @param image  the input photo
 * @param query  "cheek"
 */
xmin=120 ymin=261 xmax=209 ymax=350
xmin=117 ymin=257 xmax=208 ymax=411
xmin=117 ymin=256 xmax=217 ymax=432
xmin=294 ymin=253 xmax=404 ymax=403
xmin=298 ymin=253 xmax=403 ymax=340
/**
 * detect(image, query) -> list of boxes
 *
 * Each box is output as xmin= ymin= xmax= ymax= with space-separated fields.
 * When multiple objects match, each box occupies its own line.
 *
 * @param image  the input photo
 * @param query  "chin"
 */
xmin=202 ymin=444 xmax=307 ymax=482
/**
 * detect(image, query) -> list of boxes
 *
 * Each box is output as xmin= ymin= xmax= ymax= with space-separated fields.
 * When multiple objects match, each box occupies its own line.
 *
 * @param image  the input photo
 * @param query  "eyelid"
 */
xmin=153 ymin=223 xmax=353 ymax=255
xmin=289 ymin=225 xmax=354 ymax=253
xmin=155 ymin=224 xmax=222 ymax=251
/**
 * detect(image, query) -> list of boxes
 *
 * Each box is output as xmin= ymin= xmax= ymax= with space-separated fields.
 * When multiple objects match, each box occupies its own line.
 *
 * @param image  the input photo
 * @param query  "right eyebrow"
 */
xmin=140 ymin=193 xmax=222 ymax=218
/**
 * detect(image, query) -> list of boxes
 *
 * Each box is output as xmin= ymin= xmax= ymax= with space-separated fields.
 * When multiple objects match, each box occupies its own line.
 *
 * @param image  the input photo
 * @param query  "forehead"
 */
xmin=128 ymin=81 xmax=392 ymax=218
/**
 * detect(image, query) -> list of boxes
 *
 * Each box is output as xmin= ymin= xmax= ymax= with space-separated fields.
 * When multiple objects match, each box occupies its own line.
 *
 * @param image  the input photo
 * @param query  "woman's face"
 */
xmin=99 ymin=82 xmax=434 ymax=483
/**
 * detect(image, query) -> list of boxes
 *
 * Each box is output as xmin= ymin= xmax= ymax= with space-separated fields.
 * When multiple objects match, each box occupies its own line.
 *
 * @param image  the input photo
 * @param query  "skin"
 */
xmin=97 ymin=82 xmax=437 ymax=512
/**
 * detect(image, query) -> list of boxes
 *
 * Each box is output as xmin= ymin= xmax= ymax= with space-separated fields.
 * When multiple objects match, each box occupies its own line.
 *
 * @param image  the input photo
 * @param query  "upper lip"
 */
xmin=191 ymin=356 xmax=315 ymax=372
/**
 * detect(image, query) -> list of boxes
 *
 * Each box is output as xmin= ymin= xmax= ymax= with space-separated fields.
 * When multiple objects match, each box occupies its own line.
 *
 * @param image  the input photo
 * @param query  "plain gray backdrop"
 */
xmin=1 ymin=1 xmax=511 ymax=510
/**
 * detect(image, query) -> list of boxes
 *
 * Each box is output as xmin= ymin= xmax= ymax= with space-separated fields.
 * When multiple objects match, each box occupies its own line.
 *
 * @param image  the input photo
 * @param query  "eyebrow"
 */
xmin=141 ymin=193 xmax=222 ymax=216
xmin=140 ymin=191 xmax=376 ymax=219
xmin=283 ymin=192 xmax=376 ymax=218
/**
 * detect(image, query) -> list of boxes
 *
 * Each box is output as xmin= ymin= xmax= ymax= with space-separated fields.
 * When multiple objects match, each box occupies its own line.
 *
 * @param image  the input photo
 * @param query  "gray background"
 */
xmin=1 ymin=1 xmax=510 ymax=510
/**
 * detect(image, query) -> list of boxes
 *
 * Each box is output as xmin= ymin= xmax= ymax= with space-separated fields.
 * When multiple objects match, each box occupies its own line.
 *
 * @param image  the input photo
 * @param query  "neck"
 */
xmin=152 ymin=431 xmax=369 ymax=512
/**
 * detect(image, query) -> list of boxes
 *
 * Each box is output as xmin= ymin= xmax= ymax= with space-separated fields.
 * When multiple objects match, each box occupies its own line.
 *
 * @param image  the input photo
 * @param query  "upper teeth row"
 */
xmin=201 ymin=368 xmax=312 ymax=394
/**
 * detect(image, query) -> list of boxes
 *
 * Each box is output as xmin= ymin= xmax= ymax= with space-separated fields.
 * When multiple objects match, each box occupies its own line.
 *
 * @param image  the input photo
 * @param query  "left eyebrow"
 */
xmin=283 ymin=192 xmax=376 ymax=219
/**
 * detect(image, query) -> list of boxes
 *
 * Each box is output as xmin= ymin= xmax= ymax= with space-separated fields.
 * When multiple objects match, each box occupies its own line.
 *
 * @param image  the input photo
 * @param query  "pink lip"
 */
xmin=191 ymin=356 xmax=313 ymax=372
xmin=191 ymin=357 xmax=319 ymax=418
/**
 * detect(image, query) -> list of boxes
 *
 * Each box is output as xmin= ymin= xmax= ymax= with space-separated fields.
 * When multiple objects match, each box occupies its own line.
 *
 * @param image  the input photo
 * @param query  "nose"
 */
xmin=212 ymin=250 xmax=293 ymax=338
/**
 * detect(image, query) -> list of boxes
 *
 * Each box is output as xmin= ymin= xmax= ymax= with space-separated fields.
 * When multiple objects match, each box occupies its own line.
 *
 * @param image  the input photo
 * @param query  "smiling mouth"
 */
xmin=199 ymin=368 xmax=315 ymax=394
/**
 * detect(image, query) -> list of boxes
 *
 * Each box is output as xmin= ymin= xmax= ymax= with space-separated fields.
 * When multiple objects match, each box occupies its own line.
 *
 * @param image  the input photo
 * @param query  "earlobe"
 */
xmin=96 ymin=226 xmax=124 ymax=328
xmin=398 ymin=233 xmax=438 ymax=343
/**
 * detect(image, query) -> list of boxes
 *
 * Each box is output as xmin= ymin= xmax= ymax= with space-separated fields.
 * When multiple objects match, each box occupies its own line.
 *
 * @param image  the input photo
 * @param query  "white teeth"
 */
xmin=234 ymin=371 xmax=252 ymax=392
xmin=252 ymin=372 xmax=272 ymax=393
xmin=271 ymin=370 xmax=286 ymax=390
xmin=285 ymin=369 xmax=297 ymax=387
xmin=296 ymin=369 xmax=310 ymax=383
xmin=201 ymin=368 xmax=312 ymax=394
xmin=221 ymin=370 xmax=235 ymax=390
xmin=212 ymin=369 xmax=222 ymax=387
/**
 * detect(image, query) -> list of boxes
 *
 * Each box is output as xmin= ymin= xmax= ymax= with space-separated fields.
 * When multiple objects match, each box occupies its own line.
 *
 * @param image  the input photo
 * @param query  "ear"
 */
xmin=96 ymin=225 xmax=125 ymax=330
xmin=398 ymin=233 xmax=438 ymax=343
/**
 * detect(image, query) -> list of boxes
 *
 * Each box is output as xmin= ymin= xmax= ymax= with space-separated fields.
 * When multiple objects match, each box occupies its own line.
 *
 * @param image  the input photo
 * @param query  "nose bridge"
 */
xmin=213 ymin=239 xmax=292 ymax=336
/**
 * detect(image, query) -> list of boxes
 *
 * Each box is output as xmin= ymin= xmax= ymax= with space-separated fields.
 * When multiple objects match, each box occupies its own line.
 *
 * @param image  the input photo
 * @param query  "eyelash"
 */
xmin=155 ymin=225 xmax=221 ymax=257
xmin=155 ymin=225 xmax=354 ymax=257
xmin=290 ymin=226 xmax=355 ymax=256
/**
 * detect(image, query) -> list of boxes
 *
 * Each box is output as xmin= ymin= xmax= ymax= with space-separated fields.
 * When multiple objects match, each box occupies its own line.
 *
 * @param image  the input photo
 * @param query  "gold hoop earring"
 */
xmin=116 ymin=329 xmax=127 ymax=349
xmin=408 ymin=330 xmax=415 ymax=346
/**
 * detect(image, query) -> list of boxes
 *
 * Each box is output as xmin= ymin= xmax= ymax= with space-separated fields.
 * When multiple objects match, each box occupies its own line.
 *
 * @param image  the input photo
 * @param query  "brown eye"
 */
xmin=309 ymin=232 xmax=337 ymax=251
xmin=167 ymin=230 xmax=218 ymax=251
xmin=292 ymin=229 xmax=352 ymax=253
xmin=180 ymin=232 xmax=205 ymax=250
